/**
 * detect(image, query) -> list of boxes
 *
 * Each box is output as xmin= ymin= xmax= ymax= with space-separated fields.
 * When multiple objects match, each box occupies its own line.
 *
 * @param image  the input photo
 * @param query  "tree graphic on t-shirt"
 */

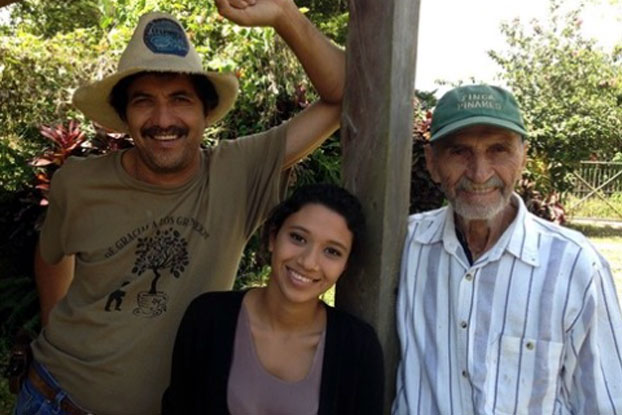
xmin=132 ymin=228 xmax=189 ymax=294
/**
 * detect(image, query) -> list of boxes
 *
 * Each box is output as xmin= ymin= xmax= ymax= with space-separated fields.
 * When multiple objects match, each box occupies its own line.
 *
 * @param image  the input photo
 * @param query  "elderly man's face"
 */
xmin=425 ymin=125 xmax=527 ymax=221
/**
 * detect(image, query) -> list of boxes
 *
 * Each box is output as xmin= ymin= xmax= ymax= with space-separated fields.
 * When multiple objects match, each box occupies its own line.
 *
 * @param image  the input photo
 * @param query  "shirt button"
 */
xmin=525 ymin=342 xmax=535 ymax=350
xmin=462 ymin=370 xmax=468 ymax=378
xmin=465 ymin=273 xmax=473 ymax=281
xmin=460 ymin=321 xmax=468 ymax=329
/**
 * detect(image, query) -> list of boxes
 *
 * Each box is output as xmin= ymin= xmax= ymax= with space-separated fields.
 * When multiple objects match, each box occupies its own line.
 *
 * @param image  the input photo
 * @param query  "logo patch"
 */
xmin=457 ymin=93 xmax=502 ymax=111
xmin=143 ymin=18 xmax=189 ymax=57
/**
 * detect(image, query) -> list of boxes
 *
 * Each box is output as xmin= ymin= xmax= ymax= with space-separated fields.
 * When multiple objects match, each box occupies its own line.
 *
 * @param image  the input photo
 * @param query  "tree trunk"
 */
xmin=149 ymin=269 xmax=161 ymax=294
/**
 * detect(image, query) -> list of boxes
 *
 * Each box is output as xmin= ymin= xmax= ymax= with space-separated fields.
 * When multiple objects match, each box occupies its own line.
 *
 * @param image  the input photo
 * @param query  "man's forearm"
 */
xmin=34 ymin=244 xmax=75 ymax=326
xmin=274 ymin=2 xmax=345 ymax=104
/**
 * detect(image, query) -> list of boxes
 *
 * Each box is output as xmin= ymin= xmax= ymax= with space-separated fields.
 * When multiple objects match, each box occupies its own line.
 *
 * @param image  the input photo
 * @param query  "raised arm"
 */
xmin=214 ymin=0 xmax=346 ymax=167
xmin=34 ymin=243 xmax=74 ymax=326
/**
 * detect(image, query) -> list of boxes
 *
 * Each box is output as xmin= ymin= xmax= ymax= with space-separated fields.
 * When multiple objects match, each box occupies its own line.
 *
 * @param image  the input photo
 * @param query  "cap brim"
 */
xmin=73 ymin=69 xmax=239 ymax=133
xmin=430 ymin=116 xmax=528 ymax=142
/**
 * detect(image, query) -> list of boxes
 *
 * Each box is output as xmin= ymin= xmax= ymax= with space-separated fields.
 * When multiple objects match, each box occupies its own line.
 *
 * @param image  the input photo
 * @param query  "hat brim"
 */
xmin=430 ymin=115 xmax=528 ymax=142
xmin=73 ymin=68 xmax=239 ymax=133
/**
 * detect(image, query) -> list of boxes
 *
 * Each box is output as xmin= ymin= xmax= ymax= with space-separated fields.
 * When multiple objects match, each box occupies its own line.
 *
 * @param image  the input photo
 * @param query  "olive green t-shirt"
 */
xmin=32 ymin=125 xmax=288 ymax=415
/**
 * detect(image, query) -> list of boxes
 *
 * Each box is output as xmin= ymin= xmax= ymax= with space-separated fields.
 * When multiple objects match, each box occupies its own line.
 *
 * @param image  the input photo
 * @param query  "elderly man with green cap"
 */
xmin=393 ymin=85 xmax=622 ymax=414
xmin=19 ymin=1 xmax=346 ymax=414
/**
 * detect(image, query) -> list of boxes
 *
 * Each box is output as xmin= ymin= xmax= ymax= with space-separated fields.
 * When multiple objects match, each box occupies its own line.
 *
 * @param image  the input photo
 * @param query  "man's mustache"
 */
xmin=140 ymin=126 xmax=188 ymax=137
xmin=456 ymin=175 xmax=504 ymax=191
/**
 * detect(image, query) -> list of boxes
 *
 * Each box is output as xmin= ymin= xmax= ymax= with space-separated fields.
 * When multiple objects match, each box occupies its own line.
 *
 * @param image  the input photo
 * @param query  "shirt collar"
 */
xmin=504 ymin=193 xmax=540 ymax=266
xmin=418 ymin=193 xmax=540 ymax=267
xmin=412 ymin=208 xmax=446 ymax=245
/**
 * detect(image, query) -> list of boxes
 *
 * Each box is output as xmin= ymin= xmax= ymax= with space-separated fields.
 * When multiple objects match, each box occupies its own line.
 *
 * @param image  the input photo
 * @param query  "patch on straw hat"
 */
xmin=143 ymin=18 xmax=189 ymax=56
xmin=73 ymin=12 xmax=238 ymax=133
xmin=430 ymin=85 xmax=527 ymax=142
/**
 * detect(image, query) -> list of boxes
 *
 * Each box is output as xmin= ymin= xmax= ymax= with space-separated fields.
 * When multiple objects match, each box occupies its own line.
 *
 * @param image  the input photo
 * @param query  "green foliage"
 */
xmin=0 ymin=1 xmax=348 ymax=352
xmin=0 ymin=26 xmax=102 ymax=193
xmin=298 ymin=0 xmax=348 ymax=44
xmin=315 ymin=12 xmax=348 ymax=46
xmin=294 ymin=137 xmax=342 ymax=185
xmin=0 ymin=344 xmax=16 ymax=414
xmin=410 ymin=96 xmax=446 ymax=214
xmin=0 ymin=277 xmax=39 ymax=336
xmin=9 ymin=0 xmax=102 ymax=38
xmin=0 ymin=138 xmax=34 ymax=193
xmin=489 ymin=0 xmax=622 ymax=192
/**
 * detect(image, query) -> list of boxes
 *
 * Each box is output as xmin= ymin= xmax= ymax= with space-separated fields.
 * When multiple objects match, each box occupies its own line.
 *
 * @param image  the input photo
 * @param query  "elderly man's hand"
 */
xmin=214 ymin=0 xmax=293 ymax=29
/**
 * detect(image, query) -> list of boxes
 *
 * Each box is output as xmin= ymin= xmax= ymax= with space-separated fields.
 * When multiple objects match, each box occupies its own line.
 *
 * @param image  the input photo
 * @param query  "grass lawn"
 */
xmin=565 ymin=194 xmax=622 ymax=221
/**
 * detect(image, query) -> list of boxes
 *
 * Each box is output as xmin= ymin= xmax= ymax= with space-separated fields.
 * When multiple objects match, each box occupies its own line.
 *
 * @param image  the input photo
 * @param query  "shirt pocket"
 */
xmin=485 ymin=335 xmax=564 ymax=415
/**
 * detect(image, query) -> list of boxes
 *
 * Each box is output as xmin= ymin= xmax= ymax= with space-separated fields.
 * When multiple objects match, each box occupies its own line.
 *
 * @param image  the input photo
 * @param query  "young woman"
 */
xmin=162 ymin=184 xmax=384 ymax=414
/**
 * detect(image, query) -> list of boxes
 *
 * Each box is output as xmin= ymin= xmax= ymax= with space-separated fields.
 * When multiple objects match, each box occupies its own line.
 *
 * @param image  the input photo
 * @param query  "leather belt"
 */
xmin=27 ymin=366 xmax=92 ymax=415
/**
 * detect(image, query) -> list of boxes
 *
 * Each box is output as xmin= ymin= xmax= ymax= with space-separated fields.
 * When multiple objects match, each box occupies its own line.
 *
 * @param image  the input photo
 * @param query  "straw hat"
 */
xmin=73 ymin=11 xmax=238 ymax=133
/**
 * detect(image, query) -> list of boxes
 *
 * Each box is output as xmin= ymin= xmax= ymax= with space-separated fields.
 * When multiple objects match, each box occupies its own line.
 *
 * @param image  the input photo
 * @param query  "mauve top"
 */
xmin=227 ymin=303 xmax=326 ymax=415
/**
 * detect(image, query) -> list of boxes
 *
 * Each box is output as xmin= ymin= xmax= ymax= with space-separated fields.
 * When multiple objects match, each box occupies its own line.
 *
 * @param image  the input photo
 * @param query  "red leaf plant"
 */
xmin=29 ymin=121 xmax=86 ymax=206
xmin=29 ymin=121 xmax=133 ymax=206
xmin=31 ymin=120 xmax=86 ymax=168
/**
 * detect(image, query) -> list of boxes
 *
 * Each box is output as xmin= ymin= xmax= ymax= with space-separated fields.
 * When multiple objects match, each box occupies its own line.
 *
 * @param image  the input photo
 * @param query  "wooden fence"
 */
xmin=568 ymin=161 xmax=622 ymax=219
xmin=571 ymin=161 xmax=622 ymax=197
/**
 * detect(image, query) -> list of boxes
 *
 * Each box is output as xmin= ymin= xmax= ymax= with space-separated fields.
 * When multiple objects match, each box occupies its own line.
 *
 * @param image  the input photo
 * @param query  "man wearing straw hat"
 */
xmin=18 ymin=1 xmax=345 ymax=414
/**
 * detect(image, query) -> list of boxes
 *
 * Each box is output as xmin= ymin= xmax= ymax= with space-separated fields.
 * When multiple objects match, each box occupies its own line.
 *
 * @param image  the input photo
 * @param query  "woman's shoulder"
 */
xmin=185 ymin=290 xmax=246 ymax=315
xmin=325 ymin=305 xmax=379 ymax=341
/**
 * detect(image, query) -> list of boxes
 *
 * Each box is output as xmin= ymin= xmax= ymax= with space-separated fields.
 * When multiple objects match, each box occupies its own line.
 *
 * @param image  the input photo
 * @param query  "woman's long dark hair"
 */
xmin=262 ymin=183 xmax=365 ymax=264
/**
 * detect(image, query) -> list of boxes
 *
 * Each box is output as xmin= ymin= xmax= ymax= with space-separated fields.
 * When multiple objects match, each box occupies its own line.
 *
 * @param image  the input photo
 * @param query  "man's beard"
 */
xmin=443 ymin=176 xmax=512 ymax=221
xmin=137 ymin=125 xmax=193 ymax=173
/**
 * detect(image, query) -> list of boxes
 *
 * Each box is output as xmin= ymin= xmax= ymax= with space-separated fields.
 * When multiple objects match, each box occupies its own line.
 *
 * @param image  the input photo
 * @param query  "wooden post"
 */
xmin=0 ymin=0 xmax=22 ymax=8
xmin=337 ymin=0 xmax=420 ymax=412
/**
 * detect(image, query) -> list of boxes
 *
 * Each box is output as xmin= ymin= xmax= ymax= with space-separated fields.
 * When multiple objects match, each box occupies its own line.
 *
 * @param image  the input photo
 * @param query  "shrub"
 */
xmin=410 ymin=104 xmax=445 ymax=214
xmin=489 ymin=0 xmax=622 ymax=192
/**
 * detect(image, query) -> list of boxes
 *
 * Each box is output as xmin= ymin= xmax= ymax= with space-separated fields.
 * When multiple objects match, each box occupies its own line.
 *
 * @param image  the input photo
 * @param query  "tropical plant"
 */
xmin=489 ymin=0 xmax=622 ymax=193
xmin=516 ymin=177 xmax=566 ymax=224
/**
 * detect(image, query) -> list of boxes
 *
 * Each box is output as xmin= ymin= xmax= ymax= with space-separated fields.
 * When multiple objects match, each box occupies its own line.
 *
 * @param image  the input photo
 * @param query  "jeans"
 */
xmin=13 ymin=361 xmax=83 ymax=415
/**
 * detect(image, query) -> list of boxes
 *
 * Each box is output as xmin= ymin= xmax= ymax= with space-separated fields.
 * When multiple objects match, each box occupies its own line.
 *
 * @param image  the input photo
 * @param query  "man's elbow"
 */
xmin=320 ymin=85 xmax=344 ymax=105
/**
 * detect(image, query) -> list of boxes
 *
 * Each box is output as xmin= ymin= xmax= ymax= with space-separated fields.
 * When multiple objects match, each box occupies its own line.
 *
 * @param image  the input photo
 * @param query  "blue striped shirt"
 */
xmin=393 ymin=195 xmax=622 ymax=415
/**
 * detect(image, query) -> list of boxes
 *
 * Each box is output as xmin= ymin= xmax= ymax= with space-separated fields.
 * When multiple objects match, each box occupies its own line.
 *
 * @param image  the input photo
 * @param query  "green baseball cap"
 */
xmin=430 ymin=85 xmax=528 ymax=142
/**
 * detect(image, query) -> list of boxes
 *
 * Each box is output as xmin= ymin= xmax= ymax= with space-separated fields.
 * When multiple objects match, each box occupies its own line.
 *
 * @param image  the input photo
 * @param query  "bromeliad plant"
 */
xmin=30 ymin=121 xmax=86 ymax=206
xmin=31 ymin=121 xmax=86 ymax=169
xmin=30 ymin=121 xmax=132 ymax=206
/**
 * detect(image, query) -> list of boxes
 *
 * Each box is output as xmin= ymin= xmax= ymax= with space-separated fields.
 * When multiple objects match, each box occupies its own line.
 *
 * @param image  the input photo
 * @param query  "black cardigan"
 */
xmin=162 ymin=290 xmax=384 ymax=414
